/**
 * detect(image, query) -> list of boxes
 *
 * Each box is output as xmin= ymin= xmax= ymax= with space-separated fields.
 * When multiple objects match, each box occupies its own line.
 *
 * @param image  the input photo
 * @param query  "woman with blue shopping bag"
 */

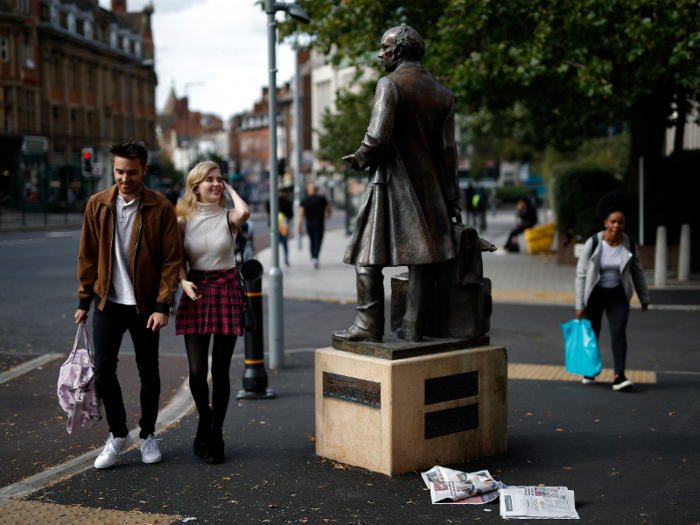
xmin=574 ymin=191 xmax=651 ymax=391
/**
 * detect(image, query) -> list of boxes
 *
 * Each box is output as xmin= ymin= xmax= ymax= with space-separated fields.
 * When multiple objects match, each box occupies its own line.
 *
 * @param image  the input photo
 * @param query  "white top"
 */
xmin=107 ymin=195 xmax=141 ymax=305
xmin=184 ymin=202 xmax=237 ymax=271
xmin=598 ymin=239 xmax=623 ymax=289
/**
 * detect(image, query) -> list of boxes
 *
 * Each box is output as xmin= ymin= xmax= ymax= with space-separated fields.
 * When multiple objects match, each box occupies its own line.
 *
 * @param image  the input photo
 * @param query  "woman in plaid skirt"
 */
xmin=175 ymin=160 xmax=250 ymax=464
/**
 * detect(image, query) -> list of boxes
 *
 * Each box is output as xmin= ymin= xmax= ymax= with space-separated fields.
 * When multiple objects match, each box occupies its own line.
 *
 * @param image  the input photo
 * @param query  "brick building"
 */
xmin=0 ymin=0 xmax=157 ymax=215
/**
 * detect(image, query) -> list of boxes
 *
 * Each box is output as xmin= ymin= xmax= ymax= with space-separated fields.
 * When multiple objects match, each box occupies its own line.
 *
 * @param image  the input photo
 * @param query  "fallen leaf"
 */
xmin=162 ymin=505 xmax=170 ymax=508
xmin=269 ymin=504 xmax=277 ymax=508
xmin=223 ymin=477 xmax=230 ymax=480
xmin=594 ymin=420 xmax=600 ymax=422
xmin=609 ymin=472 xmax=620 ymax=476
xmin=309 ymin=435 xmax=316 ymax=442
xmin=669 ymin=412 xmax=677 ymax=416
xmin=526 ymin=413 xmax=533 ymax=416
xmin=556 ymin=428 xmax=564 ymax=432
xmin=563 ymin=467 xmax=575 ymax=471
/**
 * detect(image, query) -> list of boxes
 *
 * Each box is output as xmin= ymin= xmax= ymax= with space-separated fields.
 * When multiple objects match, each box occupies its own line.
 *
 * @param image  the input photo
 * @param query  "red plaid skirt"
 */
xmin=175 ymin=267 xmax=245 ymax=336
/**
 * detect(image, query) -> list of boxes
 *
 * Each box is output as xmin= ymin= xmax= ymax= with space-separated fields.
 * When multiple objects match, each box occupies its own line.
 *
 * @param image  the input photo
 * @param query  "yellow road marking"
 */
xmin=0 ymin=500 xmax=179 ymax=524
xmin=508 ymin=363 xmax=656 ymax=383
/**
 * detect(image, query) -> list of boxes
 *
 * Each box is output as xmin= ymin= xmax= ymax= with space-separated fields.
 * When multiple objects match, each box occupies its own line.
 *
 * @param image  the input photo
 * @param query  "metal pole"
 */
xmin=638 ymin=156 xmax=644 ymax=245
xmin=294 ymin=46 xmax=303 ymax=250
xmin=266 ymin=0 xmax=284 ymax=369
xmin=678 ymin=223 xmax=691 ymax=281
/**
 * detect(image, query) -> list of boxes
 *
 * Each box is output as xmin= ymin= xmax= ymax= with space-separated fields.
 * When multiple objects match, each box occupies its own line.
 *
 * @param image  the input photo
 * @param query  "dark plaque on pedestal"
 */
xmin=323 ymin=372 xmax=382 ymax=409
xmin=425 ymin=404 xmax=479 ymax=439
xmin=425 ymin=371 xmax=479 ymax=405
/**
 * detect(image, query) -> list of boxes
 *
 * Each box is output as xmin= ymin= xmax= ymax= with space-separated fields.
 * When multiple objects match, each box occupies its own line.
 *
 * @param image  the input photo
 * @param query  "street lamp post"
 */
xmin=294 ymin=45 xmax=303 ymax=250
xmin=264 ymin=0 xmax=310 ymax=370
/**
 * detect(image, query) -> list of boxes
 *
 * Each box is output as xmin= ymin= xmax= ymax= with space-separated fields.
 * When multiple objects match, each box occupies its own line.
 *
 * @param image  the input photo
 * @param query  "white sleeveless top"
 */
xmin=184 ymin=202 xmax=237 ymax=271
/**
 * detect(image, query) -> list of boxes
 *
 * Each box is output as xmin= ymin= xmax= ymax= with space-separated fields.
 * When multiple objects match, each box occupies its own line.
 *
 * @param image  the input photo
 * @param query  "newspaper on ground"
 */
xmin=421 ymin=466 xmax=501 ymax=504
xmin=499 ymin=486 xmax=580 ymax=519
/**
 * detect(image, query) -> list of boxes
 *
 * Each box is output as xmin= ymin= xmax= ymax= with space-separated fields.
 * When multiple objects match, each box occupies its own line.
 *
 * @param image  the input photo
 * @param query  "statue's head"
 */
xmin=379 ymin=26 xmax=425 ymax=72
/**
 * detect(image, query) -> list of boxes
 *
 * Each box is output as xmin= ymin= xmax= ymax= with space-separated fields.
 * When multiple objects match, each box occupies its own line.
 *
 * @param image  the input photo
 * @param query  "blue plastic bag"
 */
xmin=560 ymin=319 xmax=602 ymax=377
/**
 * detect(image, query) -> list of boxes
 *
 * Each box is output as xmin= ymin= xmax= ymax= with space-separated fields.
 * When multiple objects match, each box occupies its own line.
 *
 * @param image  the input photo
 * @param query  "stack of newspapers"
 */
xmin=499 ymin=486 xmax=580 ymax=519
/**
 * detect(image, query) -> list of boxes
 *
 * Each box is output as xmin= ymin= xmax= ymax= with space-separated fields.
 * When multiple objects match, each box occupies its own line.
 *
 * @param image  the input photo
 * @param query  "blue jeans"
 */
xmin=586 ymin=285 xmax=630 ymax=376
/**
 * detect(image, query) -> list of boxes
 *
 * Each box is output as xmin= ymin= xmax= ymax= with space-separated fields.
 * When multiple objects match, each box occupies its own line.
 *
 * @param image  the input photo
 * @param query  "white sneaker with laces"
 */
xmin=582 ymin=376 xmax=596 ymax=385
xmin=141 ymin=434 xmax=162 ymax=464
xmin=94 ymin=432 xmax=134 ymax=469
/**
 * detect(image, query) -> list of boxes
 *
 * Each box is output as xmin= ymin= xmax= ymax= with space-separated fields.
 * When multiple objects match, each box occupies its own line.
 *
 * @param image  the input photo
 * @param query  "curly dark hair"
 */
xmin=598 ymin=190 xmax=633 ymax=220
xmin=392 ymin=26 xmax=425 ymax=62
xmin=109 ymin=138 xmax=148 ymax=167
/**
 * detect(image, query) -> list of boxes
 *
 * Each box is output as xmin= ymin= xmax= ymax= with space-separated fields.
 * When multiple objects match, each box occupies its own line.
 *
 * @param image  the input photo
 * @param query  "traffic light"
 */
xmin=81 ymin=148 xmax=94 ymax=175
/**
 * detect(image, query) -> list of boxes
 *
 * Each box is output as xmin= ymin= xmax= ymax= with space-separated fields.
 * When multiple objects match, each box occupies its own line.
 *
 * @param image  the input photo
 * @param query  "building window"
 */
xmin=122 ymin=36 xmax=130 ymax=54
xmin=84 ymin=20 xmax=92 ymax=40
xmin=50 ymin=5 xmax=58 ymax=25
xmin=110 ymin=30 xmax=117 ymax=48
xmin=1 ymin=38 xmax=8 ymax=62
xmin=134 ymin=41 xmax=142 ymax=59
xmin=67 ymin=13 xmax=76 ymax=34
xmin=24 ymin=44 xmax=35 ymax=69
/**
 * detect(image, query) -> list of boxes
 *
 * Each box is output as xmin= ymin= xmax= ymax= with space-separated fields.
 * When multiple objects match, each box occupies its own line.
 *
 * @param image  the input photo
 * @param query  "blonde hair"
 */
xmin=177 ymin=160 xmax=227 ymax=218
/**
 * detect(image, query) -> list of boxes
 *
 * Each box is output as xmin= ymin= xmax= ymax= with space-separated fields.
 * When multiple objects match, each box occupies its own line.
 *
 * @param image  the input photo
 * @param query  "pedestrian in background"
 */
xmin=175 ymin=160 xmax=250 ymax=464
xmin=504 ymin=197 xmax=537 ymax=251
xmin=298 ymin=183 xmax=331 ymax=269
xmin=75 ymin=139 xmax=182 ymax=469
xmin=575 ymin=191 xmax=650 ymax=391
xmin=266 ymin=186 xmax=293 ymax=266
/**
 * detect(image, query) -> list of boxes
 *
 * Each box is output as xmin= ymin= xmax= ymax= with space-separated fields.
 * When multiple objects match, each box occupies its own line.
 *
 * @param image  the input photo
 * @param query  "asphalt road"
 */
xmin=1 ymin=227 xmax=699 ymax=524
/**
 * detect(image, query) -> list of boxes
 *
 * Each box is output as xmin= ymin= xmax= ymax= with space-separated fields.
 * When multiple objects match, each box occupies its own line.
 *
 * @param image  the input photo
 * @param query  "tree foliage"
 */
xmin=316 ymin=80 xmax=375 ymax=165
xmin=282 ymin=0 xmax=700 ymax=186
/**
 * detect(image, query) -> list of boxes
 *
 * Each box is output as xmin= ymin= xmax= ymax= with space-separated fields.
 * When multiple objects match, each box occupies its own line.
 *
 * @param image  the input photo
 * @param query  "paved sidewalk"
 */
xmin=258 ymin=209 xmax=577 ymax=304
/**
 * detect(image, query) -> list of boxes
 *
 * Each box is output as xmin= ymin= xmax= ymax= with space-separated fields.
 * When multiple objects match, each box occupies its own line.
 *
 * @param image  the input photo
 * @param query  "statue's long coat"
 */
xmin=343 ymin=64 xmax=460 ymax=267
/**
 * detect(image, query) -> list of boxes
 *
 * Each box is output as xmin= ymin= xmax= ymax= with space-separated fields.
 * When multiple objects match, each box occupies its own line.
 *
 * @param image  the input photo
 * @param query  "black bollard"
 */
xmin=236 ymin=259 xmax=275 ymax=400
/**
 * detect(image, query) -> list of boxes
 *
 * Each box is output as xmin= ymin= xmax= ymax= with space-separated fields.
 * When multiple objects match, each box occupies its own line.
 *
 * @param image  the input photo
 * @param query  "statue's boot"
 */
xmin=397 ymin=264 xmax=433 ymax=342
xmin=332 ymin=266 xmax=384 ymax=343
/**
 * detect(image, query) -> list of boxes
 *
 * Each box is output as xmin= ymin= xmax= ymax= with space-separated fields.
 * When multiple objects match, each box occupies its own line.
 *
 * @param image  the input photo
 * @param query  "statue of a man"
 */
xmin=333 ymin=26 xmax=462 ymax=343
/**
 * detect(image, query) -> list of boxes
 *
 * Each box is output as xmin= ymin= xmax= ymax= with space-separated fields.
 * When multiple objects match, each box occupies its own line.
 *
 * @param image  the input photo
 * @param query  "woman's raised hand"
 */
xmin=223 ymin=180 xmax=234 ymax=196
xmin=181 ymin=280 xmax=202 ymax=301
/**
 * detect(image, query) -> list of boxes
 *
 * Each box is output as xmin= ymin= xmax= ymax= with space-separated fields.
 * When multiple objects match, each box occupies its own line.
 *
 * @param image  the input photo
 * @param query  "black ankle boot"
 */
xmin=206 ymin=429 xmax=224 ymax=465
xmin=193 ymin=418 xmax=210 ymax=458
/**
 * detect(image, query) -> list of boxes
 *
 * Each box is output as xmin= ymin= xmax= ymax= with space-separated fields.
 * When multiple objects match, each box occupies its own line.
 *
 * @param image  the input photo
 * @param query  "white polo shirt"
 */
xmin=107 ymin=195 xmax=141 ymax=305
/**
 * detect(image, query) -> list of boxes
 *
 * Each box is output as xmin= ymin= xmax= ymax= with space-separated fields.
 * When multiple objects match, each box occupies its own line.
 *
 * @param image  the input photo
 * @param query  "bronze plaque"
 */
xmin=425 ymin=371 xmax=478 ymax=405
xmin=425 ymin=404 xmax=479 ymax=439
xmin=323 ymin=372 xmax=381 ymax=409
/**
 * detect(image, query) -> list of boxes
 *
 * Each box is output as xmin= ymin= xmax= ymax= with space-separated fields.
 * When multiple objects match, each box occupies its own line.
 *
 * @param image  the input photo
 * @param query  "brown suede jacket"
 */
xmin=77 ymin=184 xmax=183 ymax=315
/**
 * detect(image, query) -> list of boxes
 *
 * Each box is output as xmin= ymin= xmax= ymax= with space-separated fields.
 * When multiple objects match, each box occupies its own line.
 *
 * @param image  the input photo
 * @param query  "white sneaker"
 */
xmin=94 ymin=433 xmax=134 ymax=469
xmin=312 ymin=258 xmax=319 ymax=269
xmin=140 ymin=434 xmax=162 ymax=464
xmin=582 ymin=376 xmax=596 ymax=385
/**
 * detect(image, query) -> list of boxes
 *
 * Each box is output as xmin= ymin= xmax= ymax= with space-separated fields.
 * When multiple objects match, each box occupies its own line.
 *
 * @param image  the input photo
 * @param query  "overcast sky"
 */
xmin=99 ymin=0 xmax=298 ymax=122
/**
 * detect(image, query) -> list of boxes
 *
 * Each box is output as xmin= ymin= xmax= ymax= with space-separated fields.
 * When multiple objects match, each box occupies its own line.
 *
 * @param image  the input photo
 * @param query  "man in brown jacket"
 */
xmin=74 ymin=139 xmax=182 ymax=469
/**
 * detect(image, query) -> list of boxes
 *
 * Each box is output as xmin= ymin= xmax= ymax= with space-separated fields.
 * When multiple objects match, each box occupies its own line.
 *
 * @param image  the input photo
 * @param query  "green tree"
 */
xmin=317 ymin=80 xmax=375 ymax=166
xmin=281 ymin=0 xmax=700 ymax=191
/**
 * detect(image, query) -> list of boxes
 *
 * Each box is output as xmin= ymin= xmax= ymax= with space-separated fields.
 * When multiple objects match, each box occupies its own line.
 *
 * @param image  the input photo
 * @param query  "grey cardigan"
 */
xmin=575 ymin=232 xmax=651 ymax=311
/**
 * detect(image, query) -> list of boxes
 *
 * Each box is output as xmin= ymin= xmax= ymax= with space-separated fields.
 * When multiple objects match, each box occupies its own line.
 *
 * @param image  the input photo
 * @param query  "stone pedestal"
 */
xmin=315 ymin=341 xmax=508 ymax=476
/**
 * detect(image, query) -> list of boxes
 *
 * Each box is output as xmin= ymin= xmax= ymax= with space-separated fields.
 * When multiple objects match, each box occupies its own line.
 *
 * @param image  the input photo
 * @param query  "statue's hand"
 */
xmin=342 ymin=154 xmax=360 ymax=171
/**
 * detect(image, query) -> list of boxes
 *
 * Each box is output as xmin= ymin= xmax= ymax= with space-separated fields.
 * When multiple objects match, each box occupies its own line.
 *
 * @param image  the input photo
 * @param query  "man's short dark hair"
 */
xmin=393 ymin=26 xmax=425 ymax=62
xmin=109 ymin=139 xmax=148 ymax=167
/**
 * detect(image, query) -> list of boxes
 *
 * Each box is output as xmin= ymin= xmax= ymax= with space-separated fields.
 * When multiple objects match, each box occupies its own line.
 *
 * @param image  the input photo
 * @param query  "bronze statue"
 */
xmin=333 ymin=26 xmax=463 ymax=343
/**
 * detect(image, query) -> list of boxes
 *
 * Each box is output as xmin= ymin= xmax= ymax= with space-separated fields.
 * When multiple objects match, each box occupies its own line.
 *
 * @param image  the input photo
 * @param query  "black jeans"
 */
xmin=505 ymin=222 xmax=534 ymax=249
xmin=92 ymin=299 xmax=161 ymax=439
xmin=586 ymin=285 xmax=630 ymax=376
xmin=308 ymin=226 xmax=324 ymax=260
